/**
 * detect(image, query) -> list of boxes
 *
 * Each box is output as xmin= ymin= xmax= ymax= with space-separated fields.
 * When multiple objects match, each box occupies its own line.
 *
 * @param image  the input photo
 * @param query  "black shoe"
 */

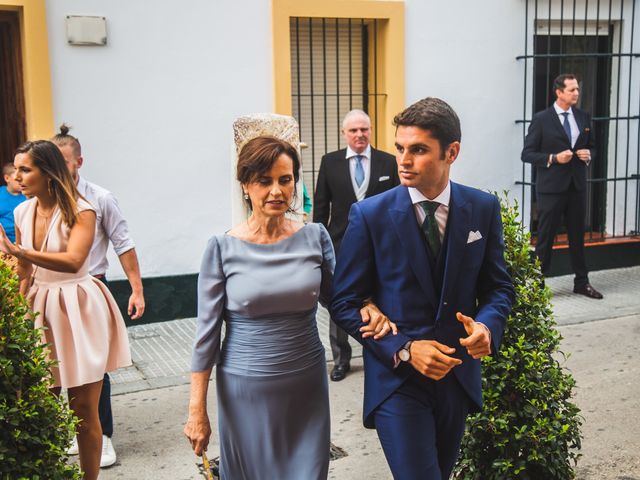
xmin=573 ymin=283 xmax=603 ymax=299
xmin=330 ymin=364 xmax=350 ymax=382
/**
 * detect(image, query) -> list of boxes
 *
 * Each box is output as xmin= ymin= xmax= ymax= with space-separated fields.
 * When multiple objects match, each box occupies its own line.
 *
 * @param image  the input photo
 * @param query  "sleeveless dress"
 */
xmin=192 ymin=223 xmax=334 ymax=480
xmin=14 ymin=198 xmax=131 ymax=389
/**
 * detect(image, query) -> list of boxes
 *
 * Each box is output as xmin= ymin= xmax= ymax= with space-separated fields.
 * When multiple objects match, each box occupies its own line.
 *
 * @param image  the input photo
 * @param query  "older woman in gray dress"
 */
xmin=183 ymin=136 xmax=395 ymax=479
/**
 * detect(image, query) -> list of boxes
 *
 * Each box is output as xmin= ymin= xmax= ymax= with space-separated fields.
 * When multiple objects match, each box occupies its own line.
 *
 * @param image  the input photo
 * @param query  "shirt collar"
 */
xmin=345 ymin=145 xmax=371 ymax=160
xmin=554 ymin=102 xmax=573 ymax=115
xmin=76 ymin=175 xmax=88 ymax=195
xmin=408 ymin=181 xmax=451 ymax=207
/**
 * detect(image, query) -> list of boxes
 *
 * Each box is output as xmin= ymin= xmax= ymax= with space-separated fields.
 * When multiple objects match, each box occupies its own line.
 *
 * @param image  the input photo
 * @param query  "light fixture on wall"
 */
xmin=65 ymin=16 xmax=107 ymax=46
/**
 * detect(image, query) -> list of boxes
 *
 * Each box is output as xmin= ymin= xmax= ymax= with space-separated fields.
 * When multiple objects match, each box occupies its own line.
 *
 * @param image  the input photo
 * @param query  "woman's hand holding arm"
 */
xmin=359 ymin=301 xmax=398 ymax=340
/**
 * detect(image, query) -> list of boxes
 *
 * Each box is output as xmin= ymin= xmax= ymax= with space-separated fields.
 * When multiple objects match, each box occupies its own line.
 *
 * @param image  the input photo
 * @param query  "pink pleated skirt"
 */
xmin=28 ymin=274 xmax=132 ymax=389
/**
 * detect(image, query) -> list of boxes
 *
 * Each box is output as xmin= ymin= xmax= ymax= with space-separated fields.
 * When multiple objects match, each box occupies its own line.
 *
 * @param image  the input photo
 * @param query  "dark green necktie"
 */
xmin=420 ymin=201 xmax=441 ymax=258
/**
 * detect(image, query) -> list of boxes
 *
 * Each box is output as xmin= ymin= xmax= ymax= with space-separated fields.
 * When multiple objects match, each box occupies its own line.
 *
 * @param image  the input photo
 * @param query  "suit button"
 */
xmin=443 ymin=301 xmax=448 ymax=306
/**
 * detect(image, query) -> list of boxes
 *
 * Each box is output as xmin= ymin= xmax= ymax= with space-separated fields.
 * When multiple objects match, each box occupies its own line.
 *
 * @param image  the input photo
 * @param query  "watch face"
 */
xmin=399 ymin=349 xmax=410 ymax=362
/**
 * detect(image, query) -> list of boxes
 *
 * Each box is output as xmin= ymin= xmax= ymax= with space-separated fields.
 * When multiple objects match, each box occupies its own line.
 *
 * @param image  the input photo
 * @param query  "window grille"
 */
xmin=290 ymin=17 xmax=384 ymax=199
xmin=517 ymin=0 xmax=640 ymax=239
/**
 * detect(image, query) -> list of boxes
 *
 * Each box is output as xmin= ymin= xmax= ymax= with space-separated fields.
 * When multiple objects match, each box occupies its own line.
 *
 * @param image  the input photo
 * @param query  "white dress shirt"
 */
xmin=408 ymin=182 xmax=451 ymax=241
xmin=346 ymin=145 xmax=372 ymax=201
xmin=77 ymin=176 xmax=135 ymax=276
xmin=553 ymin=102 xmax=579 ymax=148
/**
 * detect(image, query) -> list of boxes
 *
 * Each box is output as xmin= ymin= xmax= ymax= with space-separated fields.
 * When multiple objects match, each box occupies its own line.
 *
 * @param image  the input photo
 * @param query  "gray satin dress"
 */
xmin=192 ymin=223 xmax=334 ymax=480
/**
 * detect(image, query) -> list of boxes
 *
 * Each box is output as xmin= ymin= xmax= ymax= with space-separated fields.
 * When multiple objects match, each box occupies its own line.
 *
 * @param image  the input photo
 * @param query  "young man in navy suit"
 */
xmin=331 ymin=98 xmax=514 ymax=479
xmin=522 ymin=73 xmax=602 ymax=299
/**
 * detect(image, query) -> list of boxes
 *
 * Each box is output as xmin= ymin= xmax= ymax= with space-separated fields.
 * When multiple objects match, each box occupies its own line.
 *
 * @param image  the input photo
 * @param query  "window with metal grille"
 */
xmin=517 ymin=0 xmax=639 ymax=240
xmin=290 ymin=17 xmax=383 ymax=201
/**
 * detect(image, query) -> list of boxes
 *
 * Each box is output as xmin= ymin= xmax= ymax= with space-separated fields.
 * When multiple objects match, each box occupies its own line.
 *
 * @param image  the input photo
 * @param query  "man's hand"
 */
xmin=128 ymin=291 xmax=145 ymax=320
xmin=556 ymin=149 xmax=574 ymax=164
xmin=456 ymin=312 xmax=491 ymax=359
xmin=408 ymin=340 xmax=462 ymax=380
xmin=359 ymin=302 xmax=398 ymax=340
xmin=575 ymin=149 xmax=591 ymax=163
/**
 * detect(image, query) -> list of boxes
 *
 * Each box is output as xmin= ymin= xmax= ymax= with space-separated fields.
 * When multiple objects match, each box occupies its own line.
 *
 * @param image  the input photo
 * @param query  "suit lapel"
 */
xmin=365 ymin=149 xmax=382 ymax=197
xmin=548 ymin=106 xmax=570 ymax=147
xmin=389 ymin=188 xmax=438 ymax=307
xmin=437 ymin=182 xmax=471 ymax=319
xmin=573 ymin=108 xmax=587 ymax=144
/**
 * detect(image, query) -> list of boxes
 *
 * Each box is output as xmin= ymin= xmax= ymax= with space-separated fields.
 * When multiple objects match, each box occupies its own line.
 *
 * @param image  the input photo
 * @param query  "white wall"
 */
xmin=45 ymin=0 xmax=273 ymax=279
xmin=43 ymin=0 xmax=638 ymax=280
xmin=403 ymin=0 xmax=639 ymax=233
xmin=404 ymin=0 xmax=526 ymax=202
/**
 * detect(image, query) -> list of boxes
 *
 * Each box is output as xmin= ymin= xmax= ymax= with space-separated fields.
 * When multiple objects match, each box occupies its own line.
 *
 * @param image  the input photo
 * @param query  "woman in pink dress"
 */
xmin=0 ymin=140 xmax=131 ymax=479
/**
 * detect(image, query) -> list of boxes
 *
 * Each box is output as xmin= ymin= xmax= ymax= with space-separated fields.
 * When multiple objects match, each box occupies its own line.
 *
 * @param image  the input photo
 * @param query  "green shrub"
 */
xmin=0 ymin=260 xmax=80 ymax=479
xmin=454 ymin=194 xmax=582 ymax=479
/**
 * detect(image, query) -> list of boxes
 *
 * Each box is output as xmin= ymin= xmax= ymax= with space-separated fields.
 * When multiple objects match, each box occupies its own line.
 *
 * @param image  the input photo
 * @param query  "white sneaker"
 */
xmin=100 ymin=435 xmax=117 ymax=468
xmin=67 ymin=436 xmax=79 ymax=455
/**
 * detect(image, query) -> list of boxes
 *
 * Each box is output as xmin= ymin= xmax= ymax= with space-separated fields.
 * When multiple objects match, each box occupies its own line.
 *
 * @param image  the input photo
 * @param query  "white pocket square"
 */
xmin=379 ymin=175 xmax=390 ymax=181
xmin=467 ymin=230 xmax=483 ymax=244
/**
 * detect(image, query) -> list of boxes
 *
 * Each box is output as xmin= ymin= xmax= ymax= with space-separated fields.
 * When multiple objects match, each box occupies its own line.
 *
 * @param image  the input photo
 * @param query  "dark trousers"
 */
xmin=95 ymin=275 xmax=114 ymax=438
xmin=99 ymin=373 xmax=113 ymax=437
xmin=374 ymin=372 xmax=470 ymax=480
xmin=329 ymin=317 xmax=352 ymax=366
xmin=329 ymin=241 xmax=351 ymax=367
xmin=535 ymin=184 xmax=589 ymax=286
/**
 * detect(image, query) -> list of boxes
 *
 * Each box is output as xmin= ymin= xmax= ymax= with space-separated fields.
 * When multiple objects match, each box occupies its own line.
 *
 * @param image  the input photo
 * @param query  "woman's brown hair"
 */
xmin=15 ymin=140 xmax=84 ymax=227
xmin=237 ymin=136 xmax=300 ymax=210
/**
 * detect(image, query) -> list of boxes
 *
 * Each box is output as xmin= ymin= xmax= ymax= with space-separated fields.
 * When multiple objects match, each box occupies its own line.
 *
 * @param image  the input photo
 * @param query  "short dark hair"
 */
xmin=2 ymin=163 xmax=15 ymax=176
xmin=237 ymin=136 xmax=300 ymax=209
xmin=51 ymin=123 xmax=82 ymax=157
xmin=393 ymin=97 xmax=461 ymax=154
xmin=553 ymin=73 xmax=577 ymax=94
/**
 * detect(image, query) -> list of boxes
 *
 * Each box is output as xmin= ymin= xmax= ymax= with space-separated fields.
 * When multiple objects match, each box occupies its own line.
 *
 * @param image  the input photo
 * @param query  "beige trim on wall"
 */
xmin=272 ymin=0 xmax=404 ymax=152
xmin=1 ymin=0 xmax=53 ymax=140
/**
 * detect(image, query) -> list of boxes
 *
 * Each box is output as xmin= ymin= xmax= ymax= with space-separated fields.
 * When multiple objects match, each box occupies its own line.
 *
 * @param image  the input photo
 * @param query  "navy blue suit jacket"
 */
xmin=330 ymin=183 xmax=514 ymax=428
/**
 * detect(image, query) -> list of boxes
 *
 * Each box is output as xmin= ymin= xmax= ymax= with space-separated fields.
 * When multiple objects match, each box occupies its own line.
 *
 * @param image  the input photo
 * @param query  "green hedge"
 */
xmin=454 ymin=194 xmax=582 ymax=479
xmin=0 ymin=260 xmax=80 ymax=479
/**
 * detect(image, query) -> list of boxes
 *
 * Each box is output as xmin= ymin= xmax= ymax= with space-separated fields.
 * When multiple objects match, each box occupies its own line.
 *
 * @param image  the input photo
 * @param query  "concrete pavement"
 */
xmin=98 ymin=266 xmax=640 ymax=479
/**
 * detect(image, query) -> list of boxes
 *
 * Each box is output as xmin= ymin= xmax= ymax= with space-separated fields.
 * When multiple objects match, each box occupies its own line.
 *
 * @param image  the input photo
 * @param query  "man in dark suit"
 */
xmin=331 ymin=98 xmax=514 ymax=479
xmin=522 ymin=73 xmax=603 ymax=299
xmin=314 ymin=109 xmax=399 ymax=381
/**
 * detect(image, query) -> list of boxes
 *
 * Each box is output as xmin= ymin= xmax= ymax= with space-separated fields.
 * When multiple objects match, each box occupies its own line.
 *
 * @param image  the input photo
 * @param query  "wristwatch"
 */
xmin=398 ymin=340 xmax=414 ymax=362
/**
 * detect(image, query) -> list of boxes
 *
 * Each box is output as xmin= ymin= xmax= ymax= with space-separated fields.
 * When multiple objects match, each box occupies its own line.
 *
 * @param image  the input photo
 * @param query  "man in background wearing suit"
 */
xmin=314 ymin=109 xmax=399 ymax=381
xmin=331 ymin=97 xmax=514 ymax=479
xmin=522 ymin=73 xmax=603 ymax=299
